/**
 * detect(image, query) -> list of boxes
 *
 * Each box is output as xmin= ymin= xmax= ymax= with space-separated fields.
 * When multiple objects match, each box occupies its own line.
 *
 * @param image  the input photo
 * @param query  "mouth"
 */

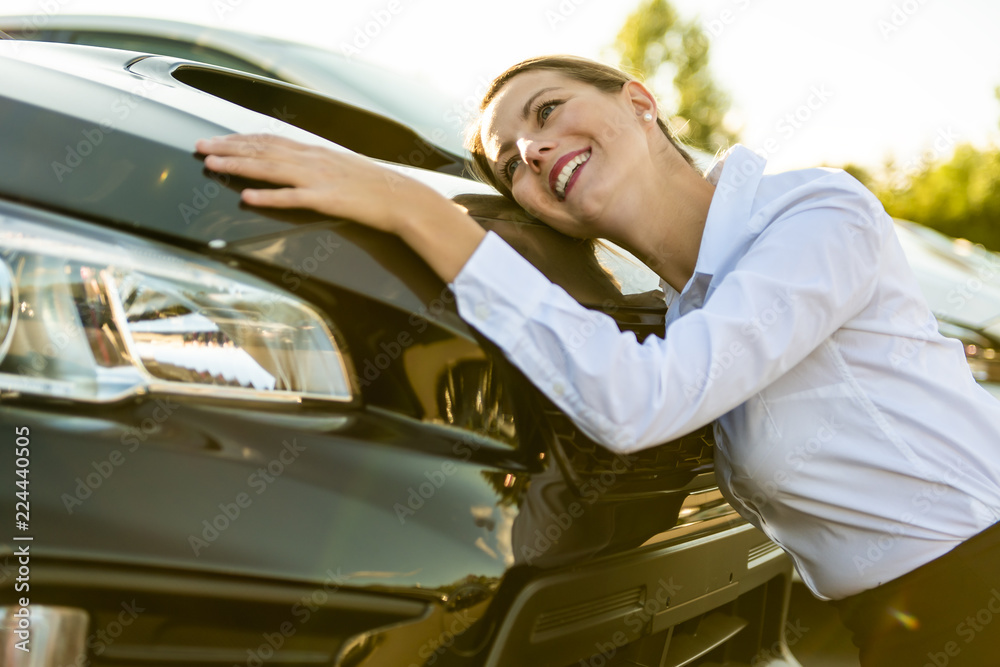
xmin=549 ymin=148 xmax=591 ymax=201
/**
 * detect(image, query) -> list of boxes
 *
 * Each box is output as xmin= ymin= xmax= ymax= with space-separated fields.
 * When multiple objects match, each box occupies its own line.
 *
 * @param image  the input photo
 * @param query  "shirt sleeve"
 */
xmin=450 ymin=187 xmax=888 ymax=453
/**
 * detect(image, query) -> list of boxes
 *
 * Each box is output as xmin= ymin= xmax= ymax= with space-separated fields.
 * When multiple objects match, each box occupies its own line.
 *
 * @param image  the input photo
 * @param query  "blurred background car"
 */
xmin=892 ymin=218 xmax=1000 ymax=397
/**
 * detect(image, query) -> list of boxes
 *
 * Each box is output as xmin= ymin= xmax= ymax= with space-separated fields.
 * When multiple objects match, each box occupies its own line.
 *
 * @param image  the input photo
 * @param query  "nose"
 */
xmin=516 ymin=137 xmax=555 ymax=173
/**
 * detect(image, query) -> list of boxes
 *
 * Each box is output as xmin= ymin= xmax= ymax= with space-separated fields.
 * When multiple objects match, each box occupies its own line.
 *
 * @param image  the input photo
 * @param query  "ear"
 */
xmin=622 ymin=80 xmax=657 ymax=122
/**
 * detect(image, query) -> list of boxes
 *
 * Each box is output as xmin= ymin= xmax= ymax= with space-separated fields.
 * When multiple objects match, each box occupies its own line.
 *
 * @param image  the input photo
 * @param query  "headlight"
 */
xmin=0 ymin=214 xmax=353 ymax=403
xmin=937 ymin=320 xmax=1000 ymax=382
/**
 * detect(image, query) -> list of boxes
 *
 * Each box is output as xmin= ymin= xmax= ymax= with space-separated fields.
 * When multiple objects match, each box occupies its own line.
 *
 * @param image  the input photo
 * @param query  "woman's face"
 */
xmin=479 ymin=70 xmax=657 ymax=239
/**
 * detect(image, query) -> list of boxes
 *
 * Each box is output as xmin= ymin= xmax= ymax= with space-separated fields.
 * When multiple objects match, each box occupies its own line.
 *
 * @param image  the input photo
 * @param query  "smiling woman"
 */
xmin=462 ymin=55 xmax=713 ymax=293
xmin=196 ymin=54 xmax=1000 ymax=667
xmin=465 ymin=56 xmax=697 ymax=199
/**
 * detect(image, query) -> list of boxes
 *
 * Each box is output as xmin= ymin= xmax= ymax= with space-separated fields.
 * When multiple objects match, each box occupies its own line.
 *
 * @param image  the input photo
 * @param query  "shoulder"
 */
xmin=750 ymin=165 xmax=890 ymax=239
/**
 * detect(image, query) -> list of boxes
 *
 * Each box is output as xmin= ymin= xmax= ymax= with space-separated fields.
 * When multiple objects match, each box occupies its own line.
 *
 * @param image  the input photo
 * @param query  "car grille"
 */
xmin=484 ymin=523 xmax=794 ymax=667
xmin=544 ymin=408 xmax=715 ymax=493
xmin=557 ymin=580 xmax=785 ymax=667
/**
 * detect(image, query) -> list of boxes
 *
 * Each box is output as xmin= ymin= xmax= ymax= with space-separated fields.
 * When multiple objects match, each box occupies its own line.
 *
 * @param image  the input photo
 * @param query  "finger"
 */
xmin=242 ymin=187 xmax=313 ymax=209
xmin=244 ymin=186 xmax=360 ymax=221
xmin=203 ymin=154 xmax=307 ymax=185
xmin=196 ymin=133 xmax=309 ymax=159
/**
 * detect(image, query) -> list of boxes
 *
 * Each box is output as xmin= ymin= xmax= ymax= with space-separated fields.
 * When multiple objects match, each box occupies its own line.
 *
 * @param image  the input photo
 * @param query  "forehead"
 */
xmin=479 ymin=70 xmax=583 ymax=163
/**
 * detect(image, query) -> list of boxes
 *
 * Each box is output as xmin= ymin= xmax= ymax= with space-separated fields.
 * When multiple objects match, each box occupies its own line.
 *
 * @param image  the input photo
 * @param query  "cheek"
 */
xmin=511 ymin=184 xmax=541 ymax=216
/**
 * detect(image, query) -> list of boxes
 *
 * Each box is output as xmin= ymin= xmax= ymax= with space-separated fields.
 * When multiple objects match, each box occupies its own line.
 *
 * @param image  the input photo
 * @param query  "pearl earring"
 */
xmin=643 ymin=112 xmax=654 ymax=122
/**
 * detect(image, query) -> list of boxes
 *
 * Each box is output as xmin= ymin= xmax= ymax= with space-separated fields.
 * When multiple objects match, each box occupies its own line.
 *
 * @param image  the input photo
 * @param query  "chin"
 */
xmin=565 ymin=199 xmax=611 ymax=236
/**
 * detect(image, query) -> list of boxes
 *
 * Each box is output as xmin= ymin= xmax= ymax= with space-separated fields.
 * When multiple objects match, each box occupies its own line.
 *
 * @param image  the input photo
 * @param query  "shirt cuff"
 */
xmin=450 ymin=230 xmax=553 ymax=351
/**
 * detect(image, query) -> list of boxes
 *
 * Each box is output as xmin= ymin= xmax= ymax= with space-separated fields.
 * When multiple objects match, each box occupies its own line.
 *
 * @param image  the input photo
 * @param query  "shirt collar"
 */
xmin=695 ymin=144 xmax=767 ymax=276
xmin=660 ymin=145 xmax=767 ymax=305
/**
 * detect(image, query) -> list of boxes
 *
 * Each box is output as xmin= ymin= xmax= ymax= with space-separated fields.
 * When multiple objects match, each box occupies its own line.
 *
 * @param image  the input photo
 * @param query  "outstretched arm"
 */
xmin=451 ymin=180 xmax=887 ymax=452
xmin=196 ymin=134 xmax=885 ymax=455
xmin=195 ymin=134 xmax=486 ymax=282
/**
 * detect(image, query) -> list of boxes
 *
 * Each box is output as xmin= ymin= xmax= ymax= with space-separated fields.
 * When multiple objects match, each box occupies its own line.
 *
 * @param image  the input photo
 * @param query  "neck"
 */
xmin=610 ymin=154 xmax=715 ymax=294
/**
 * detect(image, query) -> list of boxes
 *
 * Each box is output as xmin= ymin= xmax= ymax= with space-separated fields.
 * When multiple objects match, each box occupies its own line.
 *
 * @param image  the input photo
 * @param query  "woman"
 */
xmin=197 ymin=55 xmax=1000 ymax=665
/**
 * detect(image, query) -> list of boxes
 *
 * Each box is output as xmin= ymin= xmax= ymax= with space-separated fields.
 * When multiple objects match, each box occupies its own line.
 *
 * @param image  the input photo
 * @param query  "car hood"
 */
xmin=0 ymin=13 xmax=470 ymax=156
xmin=0 ymin=41 xmax=654 ymax=320
xmin=0 ymin=40 xmax=483 ymax=244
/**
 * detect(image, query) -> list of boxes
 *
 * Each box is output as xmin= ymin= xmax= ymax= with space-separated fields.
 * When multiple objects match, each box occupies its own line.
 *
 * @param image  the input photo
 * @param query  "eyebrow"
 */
xmin=493 ymin=86 xmax=563 ymax=175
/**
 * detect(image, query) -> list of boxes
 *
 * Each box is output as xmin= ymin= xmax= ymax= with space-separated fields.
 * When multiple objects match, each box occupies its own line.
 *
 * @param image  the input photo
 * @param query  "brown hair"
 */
xmin=466 ymin=54 xmax=696 ymax=200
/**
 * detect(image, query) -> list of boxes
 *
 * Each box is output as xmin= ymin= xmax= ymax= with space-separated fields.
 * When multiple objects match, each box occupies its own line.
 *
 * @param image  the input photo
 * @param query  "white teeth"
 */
xmin=555 ymin=150 xmax=591 ymax=198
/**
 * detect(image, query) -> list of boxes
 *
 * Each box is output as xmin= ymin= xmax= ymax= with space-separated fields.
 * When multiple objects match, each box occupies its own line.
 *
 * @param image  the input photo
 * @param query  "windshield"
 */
xmin=253 ymin=39 xmax=468 ymax=156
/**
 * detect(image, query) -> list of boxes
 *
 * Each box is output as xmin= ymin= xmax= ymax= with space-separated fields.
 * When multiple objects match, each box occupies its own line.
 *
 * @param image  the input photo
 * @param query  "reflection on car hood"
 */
xmin=0 ymin=13 xmax=470 ymax=155
xmin=895 ymin=219 xmax=1000 ymax=330
xmin=0 ymin=40 xmax=486 ymax=245
xmin=0 ymin=40 xmax=659 ymax=321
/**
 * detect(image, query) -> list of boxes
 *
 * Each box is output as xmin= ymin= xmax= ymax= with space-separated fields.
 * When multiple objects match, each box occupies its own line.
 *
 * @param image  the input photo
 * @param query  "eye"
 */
xmin=502 ymin=155 xmax=522 ymax=182
xmin=535 ymin=99 xmax=562 ymax=124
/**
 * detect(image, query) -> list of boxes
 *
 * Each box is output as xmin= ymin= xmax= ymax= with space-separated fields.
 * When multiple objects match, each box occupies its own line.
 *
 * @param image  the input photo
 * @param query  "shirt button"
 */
xmin=553 ymin=382 xmax=565 ymax=396
xmin=474 ymin=303 xmax=491 ymax=320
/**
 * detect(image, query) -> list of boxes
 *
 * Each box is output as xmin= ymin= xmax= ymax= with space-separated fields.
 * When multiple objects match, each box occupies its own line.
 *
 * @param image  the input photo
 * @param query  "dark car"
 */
xmin=0 ymin=13 xmax=472 ymax=158
xmin=0 ymin=38 xmax=800 ymax=666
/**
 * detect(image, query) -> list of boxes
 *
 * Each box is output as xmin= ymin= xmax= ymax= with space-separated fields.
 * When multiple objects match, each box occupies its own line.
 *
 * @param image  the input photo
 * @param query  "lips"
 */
xmin=549 ymin=147 xmax=591 ymax=200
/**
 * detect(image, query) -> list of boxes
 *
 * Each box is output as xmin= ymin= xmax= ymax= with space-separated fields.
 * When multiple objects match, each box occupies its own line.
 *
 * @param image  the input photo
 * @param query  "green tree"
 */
xmin=867 ymin=144 xmax=1000 ymax=251
xmin=613 ymin=0 xmax=737 ymax=152
xmin=842 ymin=85 xmax=1000 ymax=251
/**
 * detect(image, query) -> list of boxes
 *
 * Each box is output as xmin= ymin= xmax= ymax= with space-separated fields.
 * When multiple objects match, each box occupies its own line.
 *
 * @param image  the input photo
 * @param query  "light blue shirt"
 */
xmin=451 ymin=145 xmax=1000 ymax=599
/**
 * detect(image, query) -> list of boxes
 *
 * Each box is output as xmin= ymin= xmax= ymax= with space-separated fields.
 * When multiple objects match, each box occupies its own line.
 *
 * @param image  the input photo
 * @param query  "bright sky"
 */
xmin=4 ymin=0 xmax=1000 ymax=173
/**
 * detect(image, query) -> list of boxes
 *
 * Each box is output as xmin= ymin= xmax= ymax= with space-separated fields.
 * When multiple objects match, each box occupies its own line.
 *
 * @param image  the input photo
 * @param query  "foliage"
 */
xmin=847 ymin=144 xmax=1000 ymax=252
xmin=613 ymin=0 xmax=738 ymax=152
xmin=845 ymin=87 xmax=1000 ymax=251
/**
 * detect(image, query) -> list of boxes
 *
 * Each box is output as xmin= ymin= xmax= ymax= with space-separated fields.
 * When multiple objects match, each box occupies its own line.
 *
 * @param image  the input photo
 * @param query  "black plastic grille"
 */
xmin=545 ymin=408 xmax=715 ymax=486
